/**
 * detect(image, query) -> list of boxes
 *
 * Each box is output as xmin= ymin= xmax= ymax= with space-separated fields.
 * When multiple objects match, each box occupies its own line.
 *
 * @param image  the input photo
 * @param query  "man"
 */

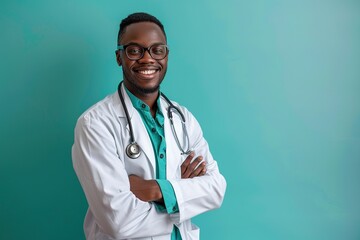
xmin=72 ymin=12 xmax=226 ymax=240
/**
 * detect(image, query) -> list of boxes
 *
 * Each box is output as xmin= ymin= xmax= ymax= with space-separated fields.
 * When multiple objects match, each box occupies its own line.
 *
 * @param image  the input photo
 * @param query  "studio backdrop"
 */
xmin=1 ymin=0 xmax=359 ymax=239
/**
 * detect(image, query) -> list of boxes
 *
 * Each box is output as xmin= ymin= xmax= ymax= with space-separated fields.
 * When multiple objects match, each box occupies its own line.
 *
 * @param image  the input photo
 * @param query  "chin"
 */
xmin=138 ymin=84 xmax=160 ymax=94
xmin=129 ymin=79 xmax=162 ymax=94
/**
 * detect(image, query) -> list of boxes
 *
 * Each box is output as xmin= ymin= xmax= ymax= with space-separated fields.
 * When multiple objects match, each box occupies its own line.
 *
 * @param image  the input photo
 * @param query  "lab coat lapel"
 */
xmin=132 ymin=114 xmax=156 ymax=175
xmin=117 ymin=84 xmax=156 ymax=177
xmin=161 ymin=98 xmax=183 ymax=179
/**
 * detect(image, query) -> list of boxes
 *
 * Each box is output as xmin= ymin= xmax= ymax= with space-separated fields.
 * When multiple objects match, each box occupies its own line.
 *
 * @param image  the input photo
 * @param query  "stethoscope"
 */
xmin=118 ymin=82 xmax=191 ymax=159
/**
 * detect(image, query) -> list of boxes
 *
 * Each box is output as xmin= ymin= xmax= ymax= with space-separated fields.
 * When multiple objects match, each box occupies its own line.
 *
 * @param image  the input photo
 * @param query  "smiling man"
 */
xmin=72 ymin=12 xmax=226 ymax=240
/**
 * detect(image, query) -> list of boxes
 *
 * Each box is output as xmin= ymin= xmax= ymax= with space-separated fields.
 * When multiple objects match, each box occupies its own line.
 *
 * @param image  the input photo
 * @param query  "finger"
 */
xmin=181 ymin=152 xmax=194 ymax=175
xmin=183 ymin=156 xmax=203 ymax=178
xmin=182 ymin=166 xmax=192 ymax=179
xmin=189 ymin=162 xmax=206 ymax=178
xmin=188 ymin=156 xmax=203 ymax=172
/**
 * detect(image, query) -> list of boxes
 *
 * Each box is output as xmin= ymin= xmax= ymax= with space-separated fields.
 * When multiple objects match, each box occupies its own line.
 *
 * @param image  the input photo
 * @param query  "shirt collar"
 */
xmin=124 ymin=85 xmax=164 ymax=125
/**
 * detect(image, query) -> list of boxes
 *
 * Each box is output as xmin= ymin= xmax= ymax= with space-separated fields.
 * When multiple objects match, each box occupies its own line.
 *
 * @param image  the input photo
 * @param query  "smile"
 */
xmin=137 ymin=69 xmax=157 ymax=75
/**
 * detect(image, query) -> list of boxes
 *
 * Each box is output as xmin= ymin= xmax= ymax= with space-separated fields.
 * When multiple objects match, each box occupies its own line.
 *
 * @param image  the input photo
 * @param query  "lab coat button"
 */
xmin=151 ymin=128 xmax=156 ymax=132
xmin=160 ymin=153 xmax=164 ymax=159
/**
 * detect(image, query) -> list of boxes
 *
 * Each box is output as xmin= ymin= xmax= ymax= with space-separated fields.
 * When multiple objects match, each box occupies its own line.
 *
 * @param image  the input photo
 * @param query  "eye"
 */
xmin=126 ymin=45 xmax=142 ymax=56
xmin=151 ymin=45 xmax=166 ymax=55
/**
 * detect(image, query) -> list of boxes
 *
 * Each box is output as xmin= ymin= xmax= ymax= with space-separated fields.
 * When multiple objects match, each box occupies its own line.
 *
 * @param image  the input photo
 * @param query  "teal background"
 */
xmin=1 ymin=0 xmax=359 ymax=239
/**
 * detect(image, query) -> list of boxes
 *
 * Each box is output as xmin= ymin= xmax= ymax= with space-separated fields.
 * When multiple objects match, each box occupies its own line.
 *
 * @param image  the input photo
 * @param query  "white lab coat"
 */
xmin=72 ymin=84 xmax=226 ymax=240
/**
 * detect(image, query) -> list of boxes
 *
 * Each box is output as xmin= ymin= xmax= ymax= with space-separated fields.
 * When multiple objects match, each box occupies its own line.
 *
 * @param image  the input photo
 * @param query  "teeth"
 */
xmin=138 ymin=70 xmax=156 ymax=75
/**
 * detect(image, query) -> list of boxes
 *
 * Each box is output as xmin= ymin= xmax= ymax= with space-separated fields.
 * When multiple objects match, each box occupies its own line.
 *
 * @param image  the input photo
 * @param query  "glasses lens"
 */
xmin=150 ymin=45 xmax=168 ymax=60
xmin=125 ymin=45 xmax=143 ymax=60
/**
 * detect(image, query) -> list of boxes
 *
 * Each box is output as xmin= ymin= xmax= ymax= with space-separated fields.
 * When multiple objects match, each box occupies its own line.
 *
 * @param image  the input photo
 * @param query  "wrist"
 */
xmin=148 ymin=180 xmax=163 ymax=201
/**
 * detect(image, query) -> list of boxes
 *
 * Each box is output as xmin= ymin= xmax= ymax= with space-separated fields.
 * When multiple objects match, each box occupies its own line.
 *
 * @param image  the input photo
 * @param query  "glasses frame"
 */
xmin=117 ymin=43 xmax=169 ymax=61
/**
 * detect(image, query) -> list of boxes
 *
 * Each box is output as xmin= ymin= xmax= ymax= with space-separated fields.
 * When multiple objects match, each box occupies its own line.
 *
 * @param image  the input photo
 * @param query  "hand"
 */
xmin=181 ymin=152 xmax=207 ymax=179
xmin=128 ymin=175 xmax=162 ymax=202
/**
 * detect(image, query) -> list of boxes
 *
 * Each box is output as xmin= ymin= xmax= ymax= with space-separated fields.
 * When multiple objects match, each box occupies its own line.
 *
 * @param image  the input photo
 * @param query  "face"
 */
xmin=116 ymin=22 xmax=168 ymax=97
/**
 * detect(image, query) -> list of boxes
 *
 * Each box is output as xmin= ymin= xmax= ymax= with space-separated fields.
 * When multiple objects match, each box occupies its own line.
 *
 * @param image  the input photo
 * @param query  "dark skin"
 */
xmin=116 ymin=22 xmax=206 ymax=202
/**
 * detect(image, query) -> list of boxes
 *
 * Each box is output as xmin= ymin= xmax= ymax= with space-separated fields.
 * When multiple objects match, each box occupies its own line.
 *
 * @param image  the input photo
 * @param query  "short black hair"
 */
xmin=117 ymin=12 xmax=166 ymax=44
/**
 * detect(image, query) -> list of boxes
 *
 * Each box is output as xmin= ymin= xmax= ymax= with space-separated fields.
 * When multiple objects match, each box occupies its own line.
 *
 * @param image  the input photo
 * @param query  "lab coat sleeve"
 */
xmin=72 ymin=114 xmax=174 ymax=239
xmin=168 ymin=108 xmax=227 ymax=223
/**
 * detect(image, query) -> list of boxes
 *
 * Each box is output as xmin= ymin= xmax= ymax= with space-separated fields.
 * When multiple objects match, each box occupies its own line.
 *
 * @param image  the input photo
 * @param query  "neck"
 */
xmin=123 ymin=81 xmax=159 ymax=112
xmin=140 ymin=93 xmax=158 ymax=110
xmin=137 ymin=94 xmax=158 ymax=118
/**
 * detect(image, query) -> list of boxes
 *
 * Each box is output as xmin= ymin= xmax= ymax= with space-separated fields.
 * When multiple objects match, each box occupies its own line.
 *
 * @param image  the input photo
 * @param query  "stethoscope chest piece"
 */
xmin=126 ymin=142 xmax=141 ymax=159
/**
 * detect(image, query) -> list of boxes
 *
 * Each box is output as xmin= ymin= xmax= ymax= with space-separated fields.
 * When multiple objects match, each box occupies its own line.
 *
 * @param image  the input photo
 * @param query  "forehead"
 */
xmin=120 ymin=22 xmax=166 ymax=46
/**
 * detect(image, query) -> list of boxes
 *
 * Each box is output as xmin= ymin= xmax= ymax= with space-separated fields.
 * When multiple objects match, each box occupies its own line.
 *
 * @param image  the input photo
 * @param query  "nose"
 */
xmin=138 ymin=49 xmax=155 ymax=63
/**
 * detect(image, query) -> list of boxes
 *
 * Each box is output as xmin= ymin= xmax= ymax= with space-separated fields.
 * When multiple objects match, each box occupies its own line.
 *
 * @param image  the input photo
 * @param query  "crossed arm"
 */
xmin=129 ymin=152 xmax=206 ymax=202
xmin=73 ymin=106 xmax=226 ymax=238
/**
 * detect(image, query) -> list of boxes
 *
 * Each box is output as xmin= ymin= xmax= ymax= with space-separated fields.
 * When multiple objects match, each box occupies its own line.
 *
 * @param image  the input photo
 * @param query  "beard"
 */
xmin=123 ymin=68 xmax=167 ymax=95
xmin=127 ymin=78 xmax=161 ymax=94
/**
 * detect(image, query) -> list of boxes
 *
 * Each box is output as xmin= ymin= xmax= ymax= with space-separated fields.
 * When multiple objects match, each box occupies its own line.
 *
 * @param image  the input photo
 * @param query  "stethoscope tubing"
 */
xmin=117 ymin=81 xmax=191 ymax=158
xmin=118 ymin=82 xmax=136 ymax=144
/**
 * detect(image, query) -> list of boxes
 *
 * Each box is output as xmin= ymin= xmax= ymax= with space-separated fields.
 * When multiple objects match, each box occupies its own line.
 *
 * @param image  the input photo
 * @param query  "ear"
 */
xmin=115 ymin=50 xmax=122 ymax=66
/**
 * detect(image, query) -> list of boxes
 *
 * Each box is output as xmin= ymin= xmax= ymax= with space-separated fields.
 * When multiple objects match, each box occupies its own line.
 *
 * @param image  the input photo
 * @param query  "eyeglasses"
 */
xmin=117 ymin=43 xmax=169 ymax=61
